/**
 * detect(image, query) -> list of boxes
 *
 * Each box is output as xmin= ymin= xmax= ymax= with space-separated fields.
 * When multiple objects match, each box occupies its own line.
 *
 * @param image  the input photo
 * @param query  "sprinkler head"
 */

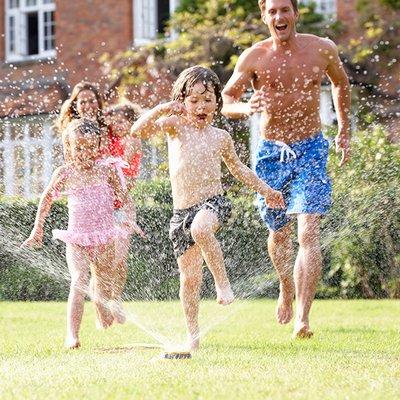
xmin=162 ymin=351 xmax=192 ymax=360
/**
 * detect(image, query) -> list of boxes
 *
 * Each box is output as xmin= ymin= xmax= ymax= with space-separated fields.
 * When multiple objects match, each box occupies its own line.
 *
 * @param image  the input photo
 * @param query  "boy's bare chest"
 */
xmin=169 ymin=134 xmax=221 ymax=166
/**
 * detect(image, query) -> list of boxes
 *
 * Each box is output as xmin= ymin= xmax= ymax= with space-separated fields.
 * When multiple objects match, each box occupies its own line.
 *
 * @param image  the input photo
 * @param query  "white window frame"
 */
xmin=312 ymin=0 xmax=337 ymax=17
xmin=5 ymin=0 xmax=56 ymax=63
xmin=134 ymin=0 xmax=157 ymax=45
xmin=133 ymin=0 xmax=179 ymax=45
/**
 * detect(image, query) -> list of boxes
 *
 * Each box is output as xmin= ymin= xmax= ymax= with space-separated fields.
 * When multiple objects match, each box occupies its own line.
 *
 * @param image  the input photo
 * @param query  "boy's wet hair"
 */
xmin=104 ymin=102 xmax=142 ymax=124
xmin=171 ymin=66 xmax=223 ymax=113
xmin=258 ymin=0 xmax=299 ymax=14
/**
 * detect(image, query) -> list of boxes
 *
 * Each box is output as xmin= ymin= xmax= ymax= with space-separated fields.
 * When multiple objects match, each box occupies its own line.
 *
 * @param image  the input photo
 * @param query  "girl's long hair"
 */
xmin=56 ymin=81 xmax=106 ymax=133
xmin=56 ymin=82 xmax=108 ymax=162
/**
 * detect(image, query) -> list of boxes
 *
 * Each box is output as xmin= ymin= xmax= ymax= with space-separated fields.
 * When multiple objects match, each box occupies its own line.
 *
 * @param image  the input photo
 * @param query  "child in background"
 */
xmin=104 ymin=103 xmax=143 ymax=189
xmin=131 ymin=66 xmax=285 ymax=349
xmin=104 ymin=103 xmax=145 ymax=307
xmin=22 ymin=119 xmax=129 ymax=349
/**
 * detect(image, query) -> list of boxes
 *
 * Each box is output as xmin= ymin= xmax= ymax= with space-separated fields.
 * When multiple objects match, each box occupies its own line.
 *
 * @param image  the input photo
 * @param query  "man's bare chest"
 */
xmin=253 ymin=53 xmax=327 ymax=92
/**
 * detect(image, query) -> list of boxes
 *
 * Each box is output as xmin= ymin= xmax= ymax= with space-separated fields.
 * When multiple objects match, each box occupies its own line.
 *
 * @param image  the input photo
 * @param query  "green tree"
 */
xmin=102 ymin=1 xmax=336 ymax=96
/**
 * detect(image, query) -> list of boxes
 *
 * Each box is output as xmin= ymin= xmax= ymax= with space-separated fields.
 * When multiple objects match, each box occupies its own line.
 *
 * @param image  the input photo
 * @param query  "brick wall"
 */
xmin=0 ymin=0 xmax=133 ymax=117
xmin=337 ymin=0 xmax=359 ymax=31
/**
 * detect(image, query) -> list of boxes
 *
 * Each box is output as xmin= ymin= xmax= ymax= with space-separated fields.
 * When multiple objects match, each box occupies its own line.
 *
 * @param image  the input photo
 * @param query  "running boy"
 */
xmin=131 ymin=66 xmax=284 ymax=349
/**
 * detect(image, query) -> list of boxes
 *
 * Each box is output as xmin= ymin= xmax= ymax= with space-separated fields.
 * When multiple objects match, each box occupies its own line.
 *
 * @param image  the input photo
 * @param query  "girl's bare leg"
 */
xmin=110 ymin=237 xmax=130 ymax=324
xmin=65 ymin=244 xmax=90 ymax=349
xmin=177 ymin=245 xmax=204 ymax=350
xmin=90 ymin=243 xmax=115 ymax=329
xmin=190 ymin=209 xmax=234 ymax=305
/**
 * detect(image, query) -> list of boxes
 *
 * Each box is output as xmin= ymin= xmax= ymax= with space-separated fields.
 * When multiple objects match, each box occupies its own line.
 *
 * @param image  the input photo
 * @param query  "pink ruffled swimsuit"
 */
xmin=53 ymin=183 xmax=128 ymax=247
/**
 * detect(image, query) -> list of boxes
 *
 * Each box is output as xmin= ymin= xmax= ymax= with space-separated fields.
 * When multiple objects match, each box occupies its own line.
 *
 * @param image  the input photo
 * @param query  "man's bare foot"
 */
xmin=292 ymin=322 xmax=314 ymax=339
xmin=216 ymin=285 xmax=234 ymax=305
xmin=276 ymin=281 xmax=294 ymax=324
xmin=109 ymin=300 xmax=126 ymax=325
xmin=65 ymin=337 xmax=81 ymax=349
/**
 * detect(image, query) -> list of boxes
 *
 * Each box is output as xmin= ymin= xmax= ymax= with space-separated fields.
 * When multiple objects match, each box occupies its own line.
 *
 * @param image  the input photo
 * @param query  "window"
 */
xmin=5 ymin=0 xmax=56 ymax=62
xmin=133 ymin=0 xmax=176 ymax=45
xmin=312 ymin=0 xmax=336 ymax=16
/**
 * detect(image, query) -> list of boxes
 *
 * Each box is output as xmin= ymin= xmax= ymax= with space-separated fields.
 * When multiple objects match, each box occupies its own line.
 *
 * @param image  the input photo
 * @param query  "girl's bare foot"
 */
xmin=292 ymin=322 xmax=314 ymax=339
xmin=109 ymin=300 xmax=126 ymax=325
xmin=65 ymin=337 xmax=81 ymax=349
xmin=94 ymin=305 xmax=114 ymax=329
xmin=276 ymin=281 xmax=295 ymax=324
xmin=216 ymin=285 xmax=234 ymax=305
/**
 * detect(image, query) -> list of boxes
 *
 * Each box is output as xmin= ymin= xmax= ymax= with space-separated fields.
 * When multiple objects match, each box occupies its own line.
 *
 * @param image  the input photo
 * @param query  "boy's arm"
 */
xmin=22 ymin=166 xmax=66 ymax=247
xmin=130 ymin=101 xmax=185 ymax=139
xmin=221 ymin=133 xmax=285 ymax=209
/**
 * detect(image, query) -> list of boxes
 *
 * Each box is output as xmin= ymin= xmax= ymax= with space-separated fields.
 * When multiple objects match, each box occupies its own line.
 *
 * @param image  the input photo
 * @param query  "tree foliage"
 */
xmin=101 ymin=1 xmax=338 ymax=97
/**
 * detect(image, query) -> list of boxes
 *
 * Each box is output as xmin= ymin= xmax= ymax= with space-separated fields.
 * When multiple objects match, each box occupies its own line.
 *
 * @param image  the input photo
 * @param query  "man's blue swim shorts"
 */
xmin=255 ymin=132 xmax=332 ymax=231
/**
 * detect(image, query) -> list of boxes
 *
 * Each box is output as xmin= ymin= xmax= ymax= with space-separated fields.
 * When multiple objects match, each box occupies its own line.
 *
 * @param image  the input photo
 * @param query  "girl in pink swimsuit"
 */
xmin=22 ymin=119 xmax=132 ymax=349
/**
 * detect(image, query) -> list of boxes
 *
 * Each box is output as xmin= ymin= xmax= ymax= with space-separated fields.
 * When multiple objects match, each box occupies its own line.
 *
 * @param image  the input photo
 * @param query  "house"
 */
xmin=0 ymin=0 xmax=178 ymax=197
xmin=0 ymin=0 xmax=393 ymax=197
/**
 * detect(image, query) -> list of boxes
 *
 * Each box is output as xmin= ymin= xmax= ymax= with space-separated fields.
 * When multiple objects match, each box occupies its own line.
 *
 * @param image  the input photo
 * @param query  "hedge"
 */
xmin=0 ymin=127 xmax=399 ymax=300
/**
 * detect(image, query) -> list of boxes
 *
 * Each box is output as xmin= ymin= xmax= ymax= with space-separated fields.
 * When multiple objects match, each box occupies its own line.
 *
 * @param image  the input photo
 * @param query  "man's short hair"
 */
xmin=258 ymin=0 xmax=299 ymax=14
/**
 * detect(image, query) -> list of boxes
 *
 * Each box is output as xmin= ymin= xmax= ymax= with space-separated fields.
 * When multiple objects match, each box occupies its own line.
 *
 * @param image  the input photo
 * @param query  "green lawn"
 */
xmin=1 ymin=300 xmax=399 ymax=399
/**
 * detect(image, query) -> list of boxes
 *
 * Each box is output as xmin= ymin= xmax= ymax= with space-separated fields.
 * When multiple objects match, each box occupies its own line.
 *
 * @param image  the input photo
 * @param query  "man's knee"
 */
xmin=298 ymin=216 xmax=320 ymax=248
xmin=269 ymin=224 xmax=292 ymax=246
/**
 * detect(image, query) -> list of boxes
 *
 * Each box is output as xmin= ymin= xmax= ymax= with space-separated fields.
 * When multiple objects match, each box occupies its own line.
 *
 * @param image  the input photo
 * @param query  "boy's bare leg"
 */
xmin=293 ymin=214 xmax=322 ymax=338
xmin=190 ymin=209 xmax=234 ymax=305
xmin=177 ymin=245 xmax=204 ymax=350
xmin=267 ymin=223 xmax=295 ymax=324
xmin=91 ymin=243 xmax=115 ymax=329
xmin=65 ymin=244 xmax=90 ymax=349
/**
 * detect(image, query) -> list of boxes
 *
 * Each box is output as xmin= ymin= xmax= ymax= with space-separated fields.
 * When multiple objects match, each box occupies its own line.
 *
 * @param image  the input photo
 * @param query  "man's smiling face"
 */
xmin=262 ymin=0 xmax=299 ymax=43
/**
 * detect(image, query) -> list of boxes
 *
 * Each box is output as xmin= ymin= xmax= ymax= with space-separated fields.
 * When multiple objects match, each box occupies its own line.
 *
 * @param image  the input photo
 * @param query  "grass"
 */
xmin=1 ymin=299 xmax=400 ymax=399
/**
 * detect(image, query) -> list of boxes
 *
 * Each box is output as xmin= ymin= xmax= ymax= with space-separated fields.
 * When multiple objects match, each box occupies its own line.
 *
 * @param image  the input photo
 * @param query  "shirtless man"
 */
xmin=131 ymin=65 xmax=285 ymax=349
xmin=222 ymin=0 xmax=351 ymax=338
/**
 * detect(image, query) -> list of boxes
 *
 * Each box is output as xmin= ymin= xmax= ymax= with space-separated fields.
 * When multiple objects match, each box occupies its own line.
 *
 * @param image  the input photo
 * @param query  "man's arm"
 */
xmin=325 ymin=40 xmax=351 ymax=166
xmin=221 ymin=132 xmax=285 ymax=209
xmin=221 ymin=48 xmax=258 ymax=119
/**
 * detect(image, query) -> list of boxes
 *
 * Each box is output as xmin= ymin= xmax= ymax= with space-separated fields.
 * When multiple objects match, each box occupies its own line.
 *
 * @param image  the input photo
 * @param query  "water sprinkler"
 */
xmin=162 ymin=351 xmax=192 ymax=360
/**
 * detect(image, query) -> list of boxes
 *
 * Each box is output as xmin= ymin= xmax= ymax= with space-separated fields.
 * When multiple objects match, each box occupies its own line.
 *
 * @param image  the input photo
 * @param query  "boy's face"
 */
xmin=76 ymin=90 xmax=99 ymax=119
xmin=184 ymin=82 xmax=217 ymax=128
xmin=108 ymin=111 xmax=131 ymax=137
xmin=262 ymin=0 xmax=298 ymax=43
